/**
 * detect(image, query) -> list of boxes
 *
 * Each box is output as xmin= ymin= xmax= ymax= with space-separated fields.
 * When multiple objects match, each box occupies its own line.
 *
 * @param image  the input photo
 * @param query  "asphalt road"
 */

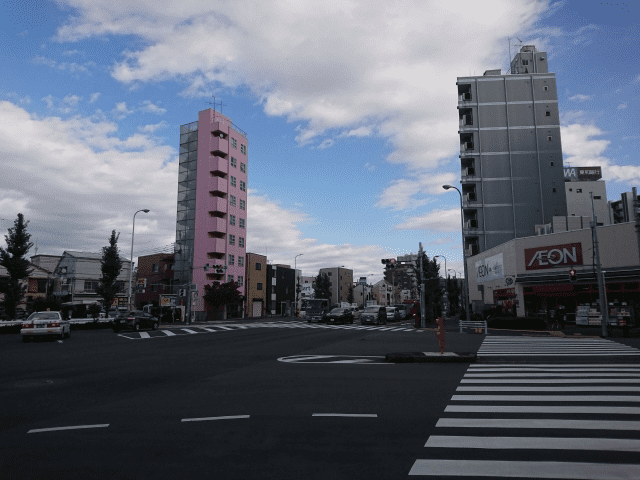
xmin=2 ymin=320 xmax=640 ymax=480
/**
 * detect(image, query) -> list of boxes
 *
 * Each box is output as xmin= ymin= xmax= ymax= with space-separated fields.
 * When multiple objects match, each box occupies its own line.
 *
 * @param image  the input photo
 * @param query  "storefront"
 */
xmin=466 ymin=222 xmax=640 ymax=323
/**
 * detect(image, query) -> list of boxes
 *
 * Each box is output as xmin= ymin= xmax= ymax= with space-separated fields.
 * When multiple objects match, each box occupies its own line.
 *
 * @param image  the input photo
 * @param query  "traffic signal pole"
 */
xmin=590 ymin=192 xmax=608 ymax=337
xmin=419 ymin=243 xmax=426 ymax=328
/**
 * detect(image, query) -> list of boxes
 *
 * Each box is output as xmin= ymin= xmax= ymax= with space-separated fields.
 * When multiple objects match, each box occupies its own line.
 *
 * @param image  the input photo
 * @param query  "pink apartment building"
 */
xmin=174 ymin=108 xmax=248 ymax=321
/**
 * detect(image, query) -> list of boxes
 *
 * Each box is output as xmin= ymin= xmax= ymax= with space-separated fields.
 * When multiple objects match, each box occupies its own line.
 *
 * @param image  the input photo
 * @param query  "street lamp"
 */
xmin=443 ymin=184 xmax=471 ymax=322
xmin=294 ymin=254 xmax=304 ymax=317
xmin=128 ymin=209 xmax=150 ymax=310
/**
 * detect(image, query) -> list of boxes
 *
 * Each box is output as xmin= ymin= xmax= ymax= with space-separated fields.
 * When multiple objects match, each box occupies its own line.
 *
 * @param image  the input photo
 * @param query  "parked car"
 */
xmin=21 ymin=311 xmax=70 ymax=342
xmin=393 ymin=304 xmax=411 ymax=320
xmin=385 ymin=307 xmax=402 ymax=322
xmin=325 ymin=308 xmax=354 ymax=325
xmin=112 ymin=310 xmax=159 ymax=332
xmin=360 ymin=306 xmax=387 ymax=325
xmin=349 ymin=306 xmax=362 ymax=320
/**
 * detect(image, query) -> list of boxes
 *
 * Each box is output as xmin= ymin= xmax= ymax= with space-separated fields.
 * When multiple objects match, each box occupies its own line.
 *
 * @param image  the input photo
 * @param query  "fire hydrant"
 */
xmin=435 ymin=316 xmax=446 ymax=354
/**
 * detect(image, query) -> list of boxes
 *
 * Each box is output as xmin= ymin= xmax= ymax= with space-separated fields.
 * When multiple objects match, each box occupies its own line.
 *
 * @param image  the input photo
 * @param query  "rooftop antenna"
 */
xmin=35 ymin=239 xmax=38 ymax=255
xmin=207 ymin=96 xmax=226 ymax=116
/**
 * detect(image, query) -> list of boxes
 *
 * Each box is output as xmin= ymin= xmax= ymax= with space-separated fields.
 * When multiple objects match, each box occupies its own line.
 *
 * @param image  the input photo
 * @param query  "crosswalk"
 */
xmin=118 ymin=320 xmax=421 ymax=339
xmin=409 ymin=363 xmax=640 ymax=478
xmin=478 ymin=335 xmax=640 ymax=358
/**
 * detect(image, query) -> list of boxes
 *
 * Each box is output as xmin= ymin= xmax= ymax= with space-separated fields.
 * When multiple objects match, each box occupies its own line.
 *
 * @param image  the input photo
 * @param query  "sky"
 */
xmin=0 ymin=0 xmax=639 ymax=284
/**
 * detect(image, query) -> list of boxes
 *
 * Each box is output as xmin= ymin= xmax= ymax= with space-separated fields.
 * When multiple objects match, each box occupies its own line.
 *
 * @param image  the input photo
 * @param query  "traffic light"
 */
xmin=569 ymin=269 xmax=577 ymax=282
xmin=381 ymin=258 xmax=396 ymax=268
xmin=179 ymin=288 xmax=186 ymax=296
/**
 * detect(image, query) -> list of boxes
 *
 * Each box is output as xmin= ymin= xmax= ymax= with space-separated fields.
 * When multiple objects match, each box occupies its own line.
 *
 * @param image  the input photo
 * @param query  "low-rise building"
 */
xmin=372 ymin=279 xmax=392 ymax=306
xmin=245 ymin=253 xmax=267 ymax=318
xmin=319 ymin=267 xmax=353 ymax=305
xmin=135 ymin=253 xmax=175 ymax=308
xmin=0 ymin=263 xmax=54 ymax=314
xmin=267 ymin=263 xmax=295 ymax=315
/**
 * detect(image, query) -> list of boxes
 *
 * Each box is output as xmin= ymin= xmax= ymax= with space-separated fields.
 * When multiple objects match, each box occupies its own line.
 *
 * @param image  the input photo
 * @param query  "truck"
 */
xmin=303 ymin=298 xmax=330 ymax=323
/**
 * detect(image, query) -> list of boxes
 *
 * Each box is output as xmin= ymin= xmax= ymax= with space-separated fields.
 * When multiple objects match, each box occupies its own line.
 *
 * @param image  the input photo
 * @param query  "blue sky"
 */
xmin=0 ymin=0 xmax=639 ymax=283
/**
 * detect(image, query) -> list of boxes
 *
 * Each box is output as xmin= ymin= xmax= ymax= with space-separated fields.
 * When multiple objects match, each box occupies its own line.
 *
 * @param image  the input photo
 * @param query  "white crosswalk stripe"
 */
xmin=409 ymin=363 xmax=640 ymax=478
xmin=120 ymin=320 xmax=419 ymax=339
xmin=478 ymin=335 xmax=640 ymax=357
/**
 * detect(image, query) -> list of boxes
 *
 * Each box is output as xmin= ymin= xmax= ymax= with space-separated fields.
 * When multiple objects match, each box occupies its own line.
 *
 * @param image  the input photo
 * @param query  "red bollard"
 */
xmin=435 ymin=316 xmax=446 ymax=354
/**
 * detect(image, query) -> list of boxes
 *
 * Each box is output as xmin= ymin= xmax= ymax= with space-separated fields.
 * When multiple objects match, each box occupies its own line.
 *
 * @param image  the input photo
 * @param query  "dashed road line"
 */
xmin=181 ymin=415 xmax=250 ymax=422
xmin=28 ymin=424 xmax=109 ymax=434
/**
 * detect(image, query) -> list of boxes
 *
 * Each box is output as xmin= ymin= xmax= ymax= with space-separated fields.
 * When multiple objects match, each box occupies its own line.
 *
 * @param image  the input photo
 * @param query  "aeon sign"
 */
xmin=524 ymin=243 xmax=583 ymax=270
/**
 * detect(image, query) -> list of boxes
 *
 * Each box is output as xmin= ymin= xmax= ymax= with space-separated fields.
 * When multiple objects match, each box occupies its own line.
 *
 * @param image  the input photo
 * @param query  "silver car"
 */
xmin=21 ymin=311 xmax=71 ymax=342
xmin=385 ymin=307 xmax=401 ymax=322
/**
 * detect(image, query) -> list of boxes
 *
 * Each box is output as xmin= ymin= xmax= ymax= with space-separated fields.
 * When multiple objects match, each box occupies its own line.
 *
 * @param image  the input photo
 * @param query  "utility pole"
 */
xmin=633 ymin=187 xmax=640 ymax=263
xmin=419 ymin=243 xmax=426 ymax=328
xmin=591 ymin=192 xmax=608 ymax=337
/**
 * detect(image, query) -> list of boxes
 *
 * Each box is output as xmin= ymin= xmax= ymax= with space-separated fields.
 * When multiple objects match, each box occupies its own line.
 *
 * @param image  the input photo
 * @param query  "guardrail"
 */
xmin=459 ymin=319 xmax=488 ymax=334
xmin=1 ymin=317 xmax=115 ymax=328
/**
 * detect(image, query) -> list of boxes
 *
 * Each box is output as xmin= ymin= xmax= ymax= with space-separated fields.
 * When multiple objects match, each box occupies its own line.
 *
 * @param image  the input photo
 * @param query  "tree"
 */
xmin=446 ymin=276 xmax=461 ymax=316
xmin=347 ymin=285 xmax=354 ymax=304
xmin=96 ymin=230 xmax=124 ymax=314
xmin=313 ymin=273 xmax=332 ymax=302
xmin=203 ymin=281 xmax=245 ymax=319
xmin=412 ymin=252 xmax=444 ymax=323
xmin=0 ymin=214 xmax=34 ymax=319
xmin=87 ymin=303 xmax=102 ymax=325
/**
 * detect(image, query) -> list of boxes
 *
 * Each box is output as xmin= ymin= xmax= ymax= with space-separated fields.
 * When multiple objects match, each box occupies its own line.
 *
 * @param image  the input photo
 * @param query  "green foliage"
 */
xmin=413 ymin=252 xmax=444 ymax=323
xmin=313 ymin=273 xmax=332 ymax=301
xmin=32 ymin=294 xmax=62 ymax=313
xmin=0 ymin=214 xmax=34 ymax=319
xmin=203 ymin=281 xmax=245 ymax=311
xmin=446 ymin=276 xmax=461 ymax=316
xmin=347 ymin=285 xmax=354 ymax=304
xmin=96 ymin=230 xmax=124 ymax=312
xmin=87 ymin=303 xmax=102 ymax=322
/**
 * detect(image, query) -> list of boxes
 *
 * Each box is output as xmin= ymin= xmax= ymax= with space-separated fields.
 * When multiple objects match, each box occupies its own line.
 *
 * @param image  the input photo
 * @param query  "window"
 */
xmin=257 ymin=283 xmax=263 ymax=290
xmin=238 ymin=256 xmax=244 ymax=267
xmin=594 ymin=195 xmax=602 ymax=200
xmin=230 ymin=195 xmax=236 ymax=206
xmin=239 ymin=237 xmax=245 ymax=247
xmin=543 ymin=86 xmax=549 ymax=91
xmin=240 ymin=144 xmax=246 ymax=154
xmin=240 ymin=162 xmax=246 ymax=173
xmin=545 ymin=111 xmax=550 ymax=117
xmin=597 ymin=222 xmax=603 ymax=226
xmin=576 ymin=189 xmax=582 ymax=193
xmin=256 ymin=262 xmax=262 ymax=270
xmin=230 ymin=176 xmax=237 ymax=187
xmin=239 ymin=218 xmax=245 ymax=229
xmin=231 ymin=138 xmax=237 ymax=149
xmin=83 ymin=280 xmax=100 ymax=293
xmin=229 ymin=234 xmax=235 ymax=245
xmin=229 ymin=254 xmax=235 ymax=265
xmin=238 ymin=276 xmax=244 ymax=287
xmin=240 ymin=199 xmax=245 ymax=210
xmin=272 ymin=285 xmax=276 ymax=293
xmin=151 ymin=284 xmax=158 ymax=292
xmin=547 ymin=136 xmax=552 ymax=142
xmin=552 ymin=188 xmax=556 ymax=193
xmin=230 ymin=214 xmax=236 ymax=226
xmin=240 ymin=181 xmax=246 ymax=192
xmin=228 ymin=274 xmax=234 ymax=282
xmin=151 ymin=263 xmax=159 ymax=272
xmin=522 ymin=59 xmax=529 ymax=66
xmin=569 ymin=188 xmax=572 ymax=192
xmin=328 ymin=272 xmax=332 ymax=276
xmin=550 ymin=161 xmax=554 ymax=166
xmin=231 ymin=157 xmax=237 ymax=168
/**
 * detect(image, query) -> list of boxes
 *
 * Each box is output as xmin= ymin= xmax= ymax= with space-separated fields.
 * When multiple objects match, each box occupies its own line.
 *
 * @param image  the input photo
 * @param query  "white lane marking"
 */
xmin=278 ymin=355 xmax=335 ymax=362
xmin=451 ymin=394 xmax=640 ymax=402
xmin=444 ymin=405 xmax=640 ymax=414
xmin=457 ymin=386 xmax=640 ymax=392
xmin=436 ymin=418 xmax=640 ymax=430
xmin=117 ymin=334 xmax=136 ymax=340
xmin=465 ymin=372 xmax=640 ymax=377
xmin=215 ymin=326 xmax=233 ymax=330
xmin=468 ymin=364 xmax=640 ymax=367
xmin=161 ymin=330 xmax=176 ymax=336
xmin=465 ymin=368 xmax=640 ymax=372
xmin=181 ymin=415 xmax=250 ymax=422
xmin=408 ymin=459 xmax=640 ymax=478
xmin=462 ymin=378 xmax=640 ymax=383
xmin=139 ymin=332 xmax=150 ymax=338
xmin=424 ymin=435 xmax=640 ymax=452
xmin=201 ymin=328 xmax=217 ymax=332
xmin=330 ymin=359 xmax=374 ymax=363
xmin=423 ymin=352 xmax=458 ymax=356
xmin=182 ymin=329 xmax=199 ymax=334
xmin=312 ymin=414 xmax=377 ymax=417
xmin=28 ymin=424 xmax=109 ymax=433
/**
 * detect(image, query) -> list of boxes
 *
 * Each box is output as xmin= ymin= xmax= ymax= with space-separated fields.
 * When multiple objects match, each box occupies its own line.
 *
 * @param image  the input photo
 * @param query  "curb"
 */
xmin=385 ymin=352 xmax=477 ymax=363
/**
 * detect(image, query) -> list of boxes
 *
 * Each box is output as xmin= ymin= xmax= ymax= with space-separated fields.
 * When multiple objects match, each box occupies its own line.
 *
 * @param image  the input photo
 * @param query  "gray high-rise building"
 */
xmin=456 ymin=45 xmax=568 ymax=256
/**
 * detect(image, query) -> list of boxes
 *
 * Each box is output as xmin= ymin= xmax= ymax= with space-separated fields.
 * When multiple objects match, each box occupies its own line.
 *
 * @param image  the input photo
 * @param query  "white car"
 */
xmin=21 ymin=311 xmax=71 ymax=342
xmin=385 ymin=307 xmax=401 ymax=322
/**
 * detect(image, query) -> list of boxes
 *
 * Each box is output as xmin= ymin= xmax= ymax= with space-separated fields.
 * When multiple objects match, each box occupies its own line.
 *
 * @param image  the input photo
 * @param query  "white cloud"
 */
xmin=0 ymin=101 xmax=177 ymax=257
xmin=340 ymin=126 xmax=373 ymax=138
xmin=394 ymin=208 xmax=461 ymax=232
xmin=317 ymin=138 xmax=334 ymax=149
xmin=63 ymin=49 xmax=80 ymax=56
xmin=376 ymin=172 xmax=458 ymax=211
xmin=52 ymin=0 xmax=551 ymax=173
xmin=138 ymin=121 xmax=169 ymax=133
xmin=139 ymin=100 xmax=167 ymax=115
xmin=568 ymin=94 xmax=593 ymax=102
xmin=364 ymin=162 xmax=375 ymax=171
xmin=2 ymin=92 xmax=31 ymax=105
xmin=32 ymin=55 xmax=95 ymax=74
xmin=89 ymin=92 xmax=101 ymax=103
xmin=112 ymin=101 xmax=134 ymax=120
xmin=617 ymin=102 xmax=627 ymax=110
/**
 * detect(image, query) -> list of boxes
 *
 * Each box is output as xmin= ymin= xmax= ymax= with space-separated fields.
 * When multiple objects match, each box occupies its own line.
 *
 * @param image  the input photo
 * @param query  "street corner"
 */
xmin=384 ymin=351 xmax=477 ymax=363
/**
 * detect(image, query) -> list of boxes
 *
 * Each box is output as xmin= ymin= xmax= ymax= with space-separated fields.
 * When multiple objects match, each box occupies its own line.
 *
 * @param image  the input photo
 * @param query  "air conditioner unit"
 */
xmin=465 ymin=142 xmax=474 ymax=150
xmin=463 ymin=114 xmax=472 ymax=126
xmin=466 ymin=192 xmax=476 ymax=202
xmin=464 ymin=167 xmax=475 ymax=177
xmin=466 ymin=219 xmax=478 ymax=229
xmin=463 ymin=92 xmax=471 ymax=101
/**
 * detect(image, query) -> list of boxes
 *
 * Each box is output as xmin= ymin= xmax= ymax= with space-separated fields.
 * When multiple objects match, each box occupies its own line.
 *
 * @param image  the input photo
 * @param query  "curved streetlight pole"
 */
xmin=443 ymin=184 xmax=471 ymax=322
xmin=128 ymin=209 xmax=150 ymax=310
xmin=294 ymin=254 xmax=304 ymax=317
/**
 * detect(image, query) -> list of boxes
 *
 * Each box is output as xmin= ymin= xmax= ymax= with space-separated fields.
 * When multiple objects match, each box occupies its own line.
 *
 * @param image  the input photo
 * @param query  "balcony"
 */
xmin=207 ymin=237 xmax=227 ymax=254
xmin=459 ymin=114 xmax=473 ymax=127
xmin=465 ymin=245 xmax=479 ymax=257
xmin=208 ymin=196 xmax=227 ymax=214
xmin=208 ymin=217 xmax=227 ymax=233
xmin=462 ymin=167 xmax=475 ymax=177
xmin=458 ymin=92 xmax=472 ymax=102
xmin=463 ymin=192 xmax=477 ymax=204
xmin=465 ymin=219 xmax=478 ymax=229
xmin=209 ymin=156 xmax=228 ymax=176
xmin=209 ymin=177 xmax=228 ymax=195
xmin=461 ymin=141 xmax=474 ymax=152
xmin=209 ymin=136 xmax=229 ymax=156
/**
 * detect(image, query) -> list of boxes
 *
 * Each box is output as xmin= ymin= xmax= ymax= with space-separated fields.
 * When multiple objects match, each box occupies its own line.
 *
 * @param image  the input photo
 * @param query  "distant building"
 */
xmin=135 ymin=253 xmax=175 ymax=308
xmin=319 ymin=267 xmax=353 ymax=306
xmin=0 ymin=263 xmax=53 ymax=313
xmin=30 ymin=254 xmax=62 ymax=274
xmin=353 ymin=277 xmax=374 ymax=307
xmin=609 ymin=189 xmax=640 ymax=224
xmin=372 ymin=279 xmax=392 ymax=306
xmin=245 ymin=253 xmax=267 ymax=318
xmin=266 ymin=264 xmax=295 ymax=315
xmin=564 ymin=166 xmax=609 ymax=225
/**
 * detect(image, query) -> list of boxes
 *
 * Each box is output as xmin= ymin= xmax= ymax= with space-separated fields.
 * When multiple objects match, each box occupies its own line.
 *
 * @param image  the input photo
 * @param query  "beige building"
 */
xmin=466 ymin=221 xmax=640 ymax=320
xmin=319 ymin=267 xmax=353 ymax=306
xmin=0 ymin=263 xmax=54 ymax=313
xmin=372 ymin=279 xmax=392 ymax=306
xmin=244 ymin=253 xmax=267 ymax=318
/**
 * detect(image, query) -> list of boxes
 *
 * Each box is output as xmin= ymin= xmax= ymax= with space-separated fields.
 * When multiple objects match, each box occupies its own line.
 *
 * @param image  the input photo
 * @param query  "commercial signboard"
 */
xmin=564 ymin=166 xmax=602 ymax=182
xmin=525 ymin=242 xmax=583 ymax=270
xmin=475 ymin=253 xmax=504 ymax=283
xmin=493 ymin=288 xmax=516 ymax=302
